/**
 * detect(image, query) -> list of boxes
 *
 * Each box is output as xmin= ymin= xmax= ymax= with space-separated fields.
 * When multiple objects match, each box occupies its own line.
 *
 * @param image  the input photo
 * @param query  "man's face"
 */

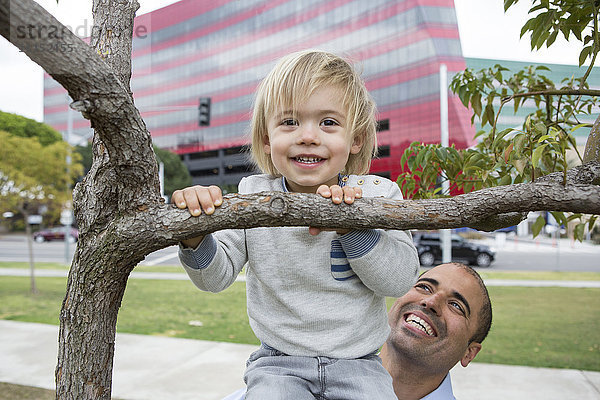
xmin=387 ymin=263 xmax=484 ymax=372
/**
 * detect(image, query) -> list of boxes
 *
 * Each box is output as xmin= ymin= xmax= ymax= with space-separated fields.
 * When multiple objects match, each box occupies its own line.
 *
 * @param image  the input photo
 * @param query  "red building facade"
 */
xmin=44 ymin=0 xmax=474 ymax=186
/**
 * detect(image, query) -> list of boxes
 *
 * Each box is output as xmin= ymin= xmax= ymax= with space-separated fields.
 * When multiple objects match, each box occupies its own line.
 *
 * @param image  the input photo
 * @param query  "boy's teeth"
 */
xmin=296 ymin=157 xmax=322 ymax=163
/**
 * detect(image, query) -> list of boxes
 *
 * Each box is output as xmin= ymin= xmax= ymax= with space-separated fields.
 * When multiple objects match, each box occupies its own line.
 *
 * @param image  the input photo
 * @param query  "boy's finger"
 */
xmin=308 ymin=226 xmax=322 ymax=236
xmin=171 ymin=190 xmax=186 ymax=208
xmin=343 ymin=186 xmax=356 ymax=204
xmin=330 ymin=185 xmax=343 ymax=204
xmin=183 ymin=188 xmax=202 ymax=216
xmin=196 ymin=188 xmax=218 ymax=215
xmin=316 ymin=185 xmax=332 ymax=198
xmin=354 ymin=187 xmax=362 ymax=199
xmin=208 ymin=185 xmax=223 ymax=207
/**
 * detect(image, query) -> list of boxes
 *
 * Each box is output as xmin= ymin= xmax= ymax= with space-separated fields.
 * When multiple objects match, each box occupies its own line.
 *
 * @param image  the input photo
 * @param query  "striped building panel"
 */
xmin=44 ymin=0 xmax=476 ymax=186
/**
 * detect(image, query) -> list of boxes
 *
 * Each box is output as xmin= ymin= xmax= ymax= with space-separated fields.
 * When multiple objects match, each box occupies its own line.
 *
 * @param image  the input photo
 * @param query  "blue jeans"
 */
xmin=244 ymin=344 xmax=396 ymax=400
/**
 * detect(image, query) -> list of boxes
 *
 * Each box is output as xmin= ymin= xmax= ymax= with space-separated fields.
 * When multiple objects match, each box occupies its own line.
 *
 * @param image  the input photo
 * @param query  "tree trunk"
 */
xmin=0 ymin=1 xmax=599 ymax=399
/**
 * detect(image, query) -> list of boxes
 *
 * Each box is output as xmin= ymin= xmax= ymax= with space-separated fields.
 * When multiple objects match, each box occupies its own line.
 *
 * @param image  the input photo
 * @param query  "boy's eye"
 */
xmin=321 ymin=118 xmax=338 ymax=126
xmin=281 ymin=119 xmax=298 ymax=126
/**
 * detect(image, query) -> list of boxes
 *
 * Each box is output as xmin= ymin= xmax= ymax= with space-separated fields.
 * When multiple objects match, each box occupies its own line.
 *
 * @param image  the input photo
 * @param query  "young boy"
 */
xmin=173 ymin=50 xmax=419 ymax=399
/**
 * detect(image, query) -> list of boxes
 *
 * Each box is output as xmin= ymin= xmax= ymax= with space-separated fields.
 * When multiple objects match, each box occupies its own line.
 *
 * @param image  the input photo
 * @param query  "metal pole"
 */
xmin=159 ymin=161 xmax=165 ymax=199
xmin=439 ymin=64 xmax=452 ymax=263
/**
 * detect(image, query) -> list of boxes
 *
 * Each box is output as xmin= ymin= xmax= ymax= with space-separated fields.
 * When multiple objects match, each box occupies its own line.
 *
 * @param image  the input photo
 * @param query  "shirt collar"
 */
xmin=281 ymin=174 xmax=347 ymax=192
xmin=420 ymin=374 xmax=455 ymax=400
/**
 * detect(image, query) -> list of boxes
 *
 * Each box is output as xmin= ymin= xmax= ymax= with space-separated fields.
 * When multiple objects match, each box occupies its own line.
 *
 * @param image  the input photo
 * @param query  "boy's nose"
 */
xmin=297 ymin=124 xmax=321 ymax=145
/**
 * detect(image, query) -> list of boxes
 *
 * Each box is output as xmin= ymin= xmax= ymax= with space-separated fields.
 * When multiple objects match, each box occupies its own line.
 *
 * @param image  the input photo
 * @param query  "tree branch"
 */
xmin=501 ymin=89 xmax=600 ymax=103
xmin=110 ymin=162 xmax=600 ymax=259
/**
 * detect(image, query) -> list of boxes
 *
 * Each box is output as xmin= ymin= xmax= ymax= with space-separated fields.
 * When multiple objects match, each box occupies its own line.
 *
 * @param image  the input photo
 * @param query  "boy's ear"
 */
xmin=263 ymin=134 xmax=271 ymax=155
xmin=350 ymin=134 xmax=364 ymax=155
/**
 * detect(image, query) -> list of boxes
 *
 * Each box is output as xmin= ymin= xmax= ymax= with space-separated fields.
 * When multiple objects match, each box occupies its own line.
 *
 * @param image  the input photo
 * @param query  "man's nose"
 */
xmin=420 ymin=293 xmax=443 ymax=315
xmin=297 ymin=124 xmax=320 ymax=145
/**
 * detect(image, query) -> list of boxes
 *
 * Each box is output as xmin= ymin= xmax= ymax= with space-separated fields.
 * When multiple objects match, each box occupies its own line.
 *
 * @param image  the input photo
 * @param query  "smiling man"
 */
xmin=223 ymin=262 xmax=491 ymax=400
xmin=381 ymin=262 xmax=492 ymax=400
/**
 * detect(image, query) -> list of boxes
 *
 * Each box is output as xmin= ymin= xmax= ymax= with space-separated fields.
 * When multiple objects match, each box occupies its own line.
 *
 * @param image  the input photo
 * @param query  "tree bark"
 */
xmin=584 ymin=114 xmax=600 ymax=165
xmin=1 ymin=1 xmax=599 ymax=399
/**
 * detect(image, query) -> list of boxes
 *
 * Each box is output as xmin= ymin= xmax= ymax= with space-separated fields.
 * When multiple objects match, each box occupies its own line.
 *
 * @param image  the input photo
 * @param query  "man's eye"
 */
xmin=450 ymin=301 xmax=465 ymax=313
xmin=415 ymin=283 xmax=432 ymax=293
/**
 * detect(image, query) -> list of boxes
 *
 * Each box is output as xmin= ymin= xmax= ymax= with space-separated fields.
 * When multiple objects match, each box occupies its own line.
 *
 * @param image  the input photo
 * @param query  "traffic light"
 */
xmin=198 ymin=97 xmax=211 ymax=126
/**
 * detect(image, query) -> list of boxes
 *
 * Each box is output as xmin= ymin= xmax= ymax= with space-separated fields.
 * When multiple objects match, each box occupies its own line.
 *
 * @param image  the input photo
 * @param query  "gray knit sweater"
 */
xmin=179 ymin=174 xmax=419 ymax=359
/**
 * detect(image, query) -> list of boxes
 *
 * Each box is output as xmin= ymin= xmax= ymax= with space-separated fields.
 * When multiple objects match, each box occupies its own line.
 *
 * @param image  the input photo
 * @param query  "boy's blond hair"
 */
xmin=250 ymin=49 xmax=378 ymax=176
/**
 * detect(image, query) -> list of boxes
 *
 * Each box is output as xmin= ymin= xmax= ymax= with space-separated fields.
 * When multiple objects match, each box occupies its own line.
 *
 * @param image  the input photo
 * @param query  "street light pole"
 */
xmin=440 ymin=63 xmax=452 ymax=263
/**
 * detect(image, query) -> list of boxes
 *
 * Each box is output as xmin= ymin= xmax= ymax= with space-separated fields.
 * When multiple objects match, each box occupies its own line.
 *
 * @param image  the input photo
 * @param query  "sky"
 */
xmin=0 ymin=0 xmax=585 ymax=123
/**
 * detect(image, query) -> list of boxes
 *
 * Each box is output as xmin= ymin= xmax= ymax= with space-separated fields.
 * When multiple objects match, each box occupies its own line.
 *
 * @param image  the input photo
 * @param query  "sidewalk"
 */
xmin=1 ymin=320 xmax=599 ymax=400
xmin=2 ymin=267 xmax=600 ymax=288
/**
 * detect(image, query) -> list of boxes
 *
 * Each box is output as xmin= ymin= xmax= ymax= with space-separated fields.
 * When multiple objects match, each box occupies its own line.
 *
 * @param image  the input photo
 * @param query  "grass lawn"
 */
xmin=1 ymin=271 xmax=599 ymax=371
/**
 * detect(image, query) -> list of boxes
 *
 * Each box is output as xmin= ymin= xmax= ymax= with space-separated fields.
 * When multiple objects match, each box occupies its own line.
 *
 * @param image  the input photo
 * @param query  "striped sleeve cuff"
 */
xmin=338 ymin=229 xmax=381 ymax=259
xmin=178 ymin=235 xmax=217 ymax=270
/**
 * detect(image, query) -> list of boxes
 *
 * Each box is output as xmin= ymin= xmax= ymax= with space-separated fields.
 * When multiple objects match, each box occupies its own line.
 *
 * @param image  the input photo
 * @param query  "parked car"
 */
xmin=33 ymin=227 xmax=78 ymax=243
xmin=412 ymin=232 xmax=495 ymax=267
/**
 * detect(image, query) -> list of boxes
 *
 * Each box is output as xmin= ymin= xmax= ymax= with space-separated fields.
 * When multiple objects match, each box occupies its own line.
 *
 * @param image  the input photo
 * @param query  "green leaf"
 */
xmin=485 ymin=104 xmax=495 ymax=127
xmin=574 ymin=223 xmax=585 ymax=242
xmin=458 ymin=85 xmax=470 ymax=107
xmin=532 ymin=144 xmax=549 ymax=168
xmin=532 ymin=215 xmax=546 ymax=237
xmin=547 ymin=29 xmax=558 ymax=47
xmin=534 ymin=122 xmax=547 ymax=135
xmin=550 ymin=211 xmax=566 ymax=227
xmin=512 ymin=158 xmax=526 ymax=174
xmin=435 ymin=148 xmax=447 ymax=163
xmin=499 ymin=173 xmax=512 ymax=186
xmin=537 ymin=134 xmax=552 ymax=143
xmin=514 ymin=134 xmax=527 ymax=155
xmin=504 ymin=0 xmax=518 ymax=12
xmin=579 ymin=46 xmax=592 ymax=67
xmin=503 ymin=143 xmax=514 ymax=163
xmin=471 ymin=92 xmax=482 ymax=116
xmin=589 ymin=216 xmax=598 ymax=232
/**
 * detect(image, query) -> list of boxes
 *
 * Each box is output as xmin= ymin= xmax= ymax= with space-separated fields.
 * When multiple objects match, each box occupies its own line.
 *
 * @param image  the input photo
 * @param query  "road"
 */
xmin=0 ymin=233 xmax=598 ymax=272
xmin=0 ymin=234 xmax=179 ymax=267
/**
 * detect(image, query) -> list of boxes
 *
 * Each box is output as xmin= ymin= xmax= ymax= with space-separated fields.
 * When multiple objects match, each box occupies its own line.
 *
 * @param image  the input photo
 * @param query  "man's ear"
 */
xmin=350 ymin=134 xmax=364 ymax=154
xmin=460 ymin=342 xmax=482 ymax=367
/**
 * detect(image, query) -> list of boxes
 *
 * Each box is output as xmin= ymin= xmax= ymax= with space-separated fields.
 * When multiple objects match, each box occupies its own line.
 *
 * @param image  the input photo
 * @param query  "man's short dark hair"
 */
xmin=455 ymin=263 xmax=492 ymax=344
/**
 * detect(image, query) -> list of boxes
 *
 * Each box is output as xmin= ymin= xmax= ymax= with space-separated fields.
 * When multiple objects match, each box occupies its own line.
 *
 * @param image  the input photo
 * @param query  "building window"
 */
xmin=376 ymin=119 xmax=390 ymax=132
xmin=377 ymin=145 xmax=391 ymax=158
xmin=224 ymin=146 xmax=247 ymax=155
xmin=190 ymin=168 xmax=219 ymax=177
xmin=188 ymin=150 xmax=218 ymax=160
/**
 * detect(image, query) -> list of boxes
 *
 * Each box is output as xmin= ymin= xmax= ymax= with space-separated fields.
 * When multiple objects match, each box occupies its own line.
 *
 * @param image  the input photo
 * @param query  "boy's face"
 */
xmin=263 ymin=85 xmax=362 ymax=193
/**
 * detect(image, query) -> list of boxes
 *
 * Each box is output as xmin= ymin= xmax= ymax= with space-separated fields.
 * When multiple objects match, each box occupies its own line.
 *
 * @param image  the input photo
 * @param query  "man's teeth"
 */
xmin=295 ymin=157 xmax=323 ymax=163
xmin=406 ymin=314 xmax=435 ymax=336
